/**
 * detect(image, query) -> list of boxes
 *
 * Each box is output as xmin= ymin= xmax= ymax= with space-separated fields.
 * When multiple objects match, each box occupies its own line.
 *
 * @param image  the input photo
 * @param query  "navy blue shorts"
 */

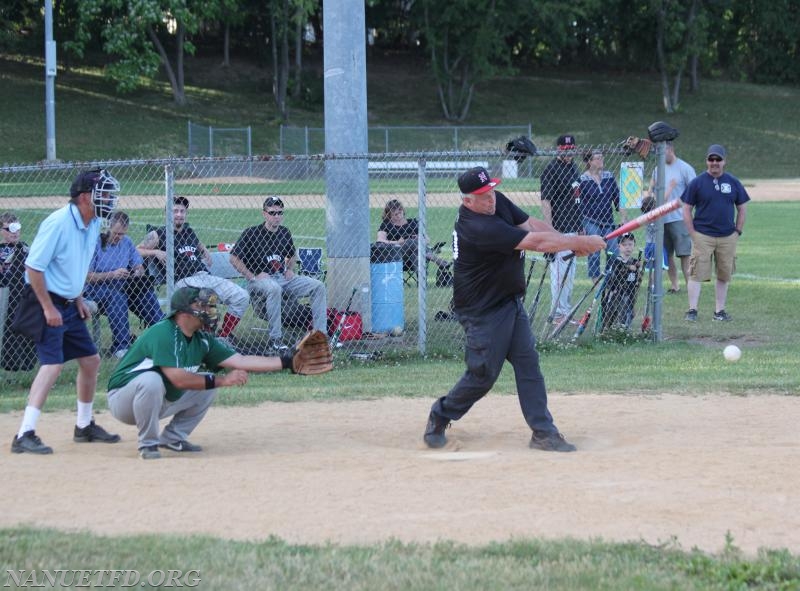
xmin=35 ymin=301 xmax=97 ymax=365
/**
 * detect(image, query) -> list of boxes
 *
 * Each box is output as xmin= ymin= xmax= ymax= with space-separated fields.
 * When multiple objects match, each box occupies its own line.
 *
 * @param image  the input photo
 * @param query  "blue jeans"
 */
xmin=84 ymin=283 xmax=164 ymax=353
xmin=583 ymin=219 xmax=619 ymax=279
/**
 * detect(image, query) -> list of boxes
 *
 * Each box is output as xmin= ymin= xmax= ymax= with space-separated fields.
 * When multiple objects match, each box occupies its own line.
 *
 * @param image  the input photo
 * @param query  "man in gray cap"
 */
xmin=680 ymin=144 xmax=750 ymax=322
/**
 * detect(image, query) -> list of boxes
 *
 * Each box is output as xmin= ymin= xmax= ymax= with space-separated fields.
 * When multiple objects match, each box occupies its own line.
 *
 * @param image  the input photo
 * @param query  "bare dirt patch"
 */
xmin=2 ymin=393 xmax=798 ymax=555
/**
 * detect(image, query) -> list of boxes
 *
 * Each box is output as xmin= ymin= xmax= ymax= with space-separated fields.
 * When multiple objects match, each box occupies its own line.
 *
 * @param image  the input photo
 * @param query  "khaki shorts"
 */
xmin=688 ymin=231 xmax=738 ymax=282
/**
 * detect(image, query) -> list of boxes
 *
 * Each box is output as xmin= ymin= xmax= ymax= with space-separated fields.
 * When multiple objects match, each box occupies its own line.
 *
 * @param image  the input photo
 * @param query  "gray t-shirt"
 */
xmin=652 ymin=157 xmax=696 ymax=224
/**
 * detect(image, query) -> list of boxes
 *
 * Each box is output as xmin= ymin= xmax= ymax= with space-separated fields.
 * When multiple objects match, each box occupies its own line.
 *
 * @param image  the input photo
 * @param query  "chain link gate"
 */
xmin=1 ymin=143 xmax=662 ymax=380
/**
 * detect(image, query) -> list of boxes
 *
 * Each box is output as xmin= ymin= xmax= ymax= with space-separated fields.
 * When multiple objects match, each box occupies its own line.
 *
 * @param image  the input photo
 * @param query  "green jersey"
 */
xmin=108 ymin=319 xmax=236 ymax=401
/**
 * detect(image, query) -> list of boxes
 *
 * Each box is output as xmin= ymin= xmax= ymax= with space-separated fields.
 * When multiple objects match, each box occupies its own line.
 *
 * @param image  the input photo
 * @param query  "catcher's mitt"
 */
xmin=291 ymin=329 xmax=333 ymax=375
xmin=505 ymin=135 xmax=538 ymax=162
xmin=647 ymin=120 xmax=680 ymax=143
xmin=622 ymin=136 xmax=653 ymax=159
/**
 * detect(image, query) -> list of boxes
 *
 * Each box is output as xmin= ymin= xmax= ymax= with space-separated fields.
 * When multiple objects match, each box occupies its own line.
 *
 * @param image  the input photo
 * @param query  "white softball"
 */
xmin=390 ymin=326 xmax=404 ymax=337
xmin=723 ymin=344 xmax=741 ymax=362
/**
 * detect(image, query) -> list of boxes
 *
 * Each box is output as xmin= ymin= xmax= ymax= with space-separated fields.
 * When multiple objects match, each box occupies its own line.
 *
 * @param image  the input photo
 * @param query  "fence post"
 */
xmin=164 ymin=165 xmax=176 ymax=302
xmin=652 ymin=142 xmax=667 ymax=342
xmin=417 ymin=158 xmax=428 ymax=354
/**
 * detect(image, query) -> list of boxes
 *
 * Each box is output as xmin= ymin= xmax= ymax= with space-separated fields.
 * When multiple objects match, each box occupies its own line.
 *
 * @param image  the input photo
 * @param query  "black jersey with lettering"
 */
xmin=452 ymin=191 xmax=529 ymax=315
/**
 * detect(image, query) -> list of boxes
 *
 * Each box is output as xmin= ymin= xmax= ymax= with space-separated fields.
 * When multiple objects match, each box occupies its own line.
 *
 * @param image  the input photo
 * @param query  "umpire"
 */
xmin=423 ymin=166 xmax=605 ymax=452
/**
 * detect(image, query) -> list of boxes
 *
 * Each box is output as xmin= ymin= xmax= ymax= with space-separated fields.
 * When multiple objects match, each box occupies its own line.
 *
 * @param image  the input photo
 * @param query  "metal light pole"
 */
xmin=44 ymin=0 xmax=57 ymax=161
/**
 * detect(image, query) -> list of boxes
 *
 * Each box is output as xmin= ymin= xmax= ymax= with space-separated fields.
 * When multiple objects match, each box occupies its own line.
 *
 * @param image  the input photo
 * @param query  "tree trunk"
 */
xmin=655 ymin=0 xmax=675 ymax=113
xmin=147 ymin=25 xmax=185 ymax=105
xmin=689 ymin=53 xmax=699 ymax=91
xmin=292 ymin=14 xmax=302 ymax=99
xmin=223 ymin=21 xmax=231 ymax=67
xmin=176 ymin=21 xmax=185 ymax=105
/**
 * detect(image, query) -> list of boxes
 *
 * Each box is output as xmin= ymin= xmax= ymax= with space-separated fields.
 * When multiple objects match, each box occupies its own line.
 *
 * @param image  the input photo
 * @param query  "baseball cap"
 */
xmin=69 ymin=169 xmax=103 ymax=198
xmin=263 ymin=196 xmax=284 ymax=209
xmin=707 ymin=144 xmax=727 ymax=159
xmin=168 ymin=286 xmax=217 ymax=318
xmin=556 ymin=134 xmax=576 ymax=150
xmin=457 ymin=166 xmax=501 ymax=195
xmin=174 ymin=195 xmax=190 ymax=208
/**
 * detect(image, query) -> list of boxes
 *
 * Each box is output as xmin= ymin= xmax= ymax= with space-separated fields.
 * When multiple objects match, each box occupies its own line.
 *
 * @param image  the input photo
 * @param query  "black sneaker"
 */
xmin=529 ymin=430 xmax=577 ymax=452
xmin=160 ymin=439 xmax=203 ymax=452
xmin=713 ymin=309 xmax=732 ymax=322
xmin=73 ymin=420 xmax=121 ymax=443
xmin=139 ymin=445 xmax=161 ymax=460
xmin=11 ymin=430 xmax=53 ymax=454
xmin=423 ymin=412 xmax=450 ymax=448
xmin=685 ymin=309 xmax=698 ymax=322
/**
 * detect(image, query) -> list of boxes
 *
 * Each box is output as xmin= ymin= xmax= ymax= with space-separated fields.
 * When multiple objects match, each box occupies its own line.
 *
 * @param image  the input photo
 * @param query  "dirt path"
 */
xmin=2 ymin=393 xmax=799 ymax=555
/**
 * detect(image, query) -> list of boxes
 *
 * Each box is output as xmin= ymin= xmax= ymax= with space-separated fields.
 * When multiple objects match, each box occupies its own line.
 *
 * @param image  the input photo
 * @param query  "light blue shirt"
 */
xmin=89 ymin=235 xmax=143 ymax=275
xmin=25 ymin=203 xmax=101 ymax=298
xmin=652 ymin=157 xmax=696 ymax=224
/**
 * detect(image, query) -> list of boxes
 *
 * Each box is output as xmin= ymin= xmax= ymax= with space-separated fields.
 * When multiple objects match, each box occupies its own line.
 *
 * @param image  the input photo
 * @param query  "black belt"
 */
xmin=49 ymin=292 xmax=76 ymax=306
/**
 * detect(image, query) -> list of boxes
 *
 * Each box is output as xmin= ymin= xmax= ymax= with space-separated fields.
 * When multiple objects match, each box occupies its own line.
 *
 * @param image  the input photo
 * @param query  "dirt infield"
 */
xmin=1 ymin=177 xmax=795 ymax=211
xmin=2 ymin=393 xmax=799 ymax=555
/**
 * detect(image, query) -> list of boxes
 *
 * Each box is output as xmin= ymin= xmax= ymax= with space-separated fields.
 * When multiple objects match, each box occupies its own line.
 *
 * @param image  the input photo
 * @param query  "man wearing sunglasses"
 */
xmin=681 ymin=144 xmax=750 ymax=322
xmin=229 ymin=196 xmax=327 ymax=352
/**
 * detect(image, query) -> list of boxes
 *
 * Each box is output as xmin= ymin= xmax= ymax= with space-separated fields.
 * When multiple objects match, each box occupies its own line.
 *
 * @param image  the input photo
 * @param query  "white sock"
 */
xmin=18 ymin=406 xmax=41 ymax=439
xmin=76 ymin=401 xmax=94 ymax=429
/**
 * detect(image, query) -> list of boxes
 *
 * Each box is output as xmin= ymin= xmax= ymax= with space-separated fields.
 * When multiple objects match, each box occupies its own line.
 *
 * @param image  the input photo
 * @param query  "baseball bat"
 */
xmin=641 ymin=256 xmax=654 ymax=332
xmin=563 ymin=199 xmax=682 ymax=261
xmin=571 ymin=274 xmax=609 ymax=342
xmin=527 ymin=257 xmax=550 ymax=328
xmin=330 ymin=287 xmax=358 ymax=348
xmin=539 ymin=256 xmax=575 ymax=342
xmin=523 ymin=256 xmax=537 ymax=303
xmin=549 ymin=274 xmax=604 ymax=340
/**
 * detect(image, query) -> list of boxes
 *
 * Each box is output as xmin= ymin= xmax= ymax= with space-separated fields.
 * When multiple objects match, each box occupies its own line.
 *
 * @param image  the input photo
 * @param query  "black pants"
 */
xmin=430 ymin=296 xmax=557 ymax=433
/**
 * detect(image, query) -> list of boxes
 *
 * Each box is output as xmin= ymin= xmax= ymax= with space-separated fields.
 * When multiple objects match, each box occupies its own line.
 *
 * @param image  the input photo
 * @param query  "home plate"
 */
xmin=421 ymin=451 xmax=497 ymax=461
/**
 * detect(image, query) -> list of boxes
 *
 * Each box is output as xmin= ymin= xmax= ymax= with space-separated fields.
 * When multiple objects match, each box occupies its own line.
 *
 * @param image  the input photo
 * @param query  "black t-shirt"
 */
xmin=540 ymin=157 xmax=582 ymax=233
xmin=378 ymin=218 xmax=419 ymax=241
xmin=452 ymin=191 xmax=529 ymax=315
xmin=155 ymin=225 xmax=207 ymax=280
xmin=230 ymin=224 xmax=295 ymax=275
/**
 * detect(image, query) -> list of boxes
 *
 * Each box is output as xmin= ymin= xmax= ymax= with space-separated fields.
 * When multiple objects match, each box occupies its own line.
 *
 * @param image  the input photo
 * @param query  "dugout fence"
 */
xmin=0 ymin=144 xmax=667 ymax=381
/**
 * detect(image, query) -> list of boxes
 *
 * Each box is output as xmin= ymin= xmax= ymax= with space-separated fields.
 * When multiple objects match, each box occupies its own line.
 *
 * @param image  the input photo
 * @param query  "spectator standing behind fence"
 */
xmin=0 ymin=212 xmax=37 ymax=371
xmin=681 ymin=144 xmax=749 ymax=323
xmin=540 ymin=134 xmax=583 ymax=324
xmin=578 ymin=149 xmax=627 ymax=280
xmin=11 ymin=169 xmax=122 ymax=455
xmin=229 ymin=196 xmax=327 ymax=352
xmin=137 ymin=196 xmax=249 ymax=341
xmin=647 ymin=141 xmax=696 ymax=293
xmin=84 ymin=211 xmax=165 ymax=358
xmin=376 ymin=199 xmax=451 ymax=274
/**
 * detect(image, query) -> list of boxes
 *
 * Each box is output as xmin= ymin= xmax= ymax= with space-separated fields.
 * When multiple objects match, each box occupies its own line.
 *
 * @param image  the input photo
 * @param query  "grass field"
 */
xmin=2 ymin=51 xmax=800 ymax=589
xmin=2 ymin=52 xmax=800 ymax=178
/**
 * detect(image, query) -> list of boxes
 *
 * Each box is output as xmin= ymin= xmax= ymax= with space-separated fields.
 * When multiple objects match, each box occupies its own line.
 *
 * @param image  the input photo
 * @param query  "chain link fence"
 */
xmin=280 ymin=125 xmax=533 ymax=155
xmin=0 ymin=144 xmax=661 ymax=379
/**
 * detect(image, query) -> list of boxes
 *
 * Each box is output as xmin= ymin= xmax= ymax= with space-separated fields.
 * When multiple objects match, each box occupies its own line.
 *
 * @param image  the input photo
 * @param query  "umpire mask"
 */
xmin=170 ymin=287 xmax=220 ymax=332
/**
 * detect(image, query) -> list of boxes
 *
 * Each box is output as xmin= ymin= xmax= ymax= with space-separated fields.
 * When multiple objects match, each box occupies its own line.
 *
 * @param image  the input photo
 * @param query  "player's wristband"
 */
xmin=204 ymin=373 xmax=216 ymax=390
xmin=735 ymin=229 xmax=742 ymax=236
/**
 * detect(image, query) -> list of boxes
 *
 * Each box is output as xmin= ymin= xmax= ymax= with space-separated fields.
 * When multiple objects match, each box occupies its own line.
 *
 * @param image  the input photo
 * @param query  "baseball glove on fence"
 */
xmin=505 ymin=136 xmax=538 ymax=162
xmin=647 ymin=120 xmax=680 ymax=143
xmin=291 ymin=329 xmax=333 ymax=375
xmin=622 ymin=136 xmax=653 ymax=159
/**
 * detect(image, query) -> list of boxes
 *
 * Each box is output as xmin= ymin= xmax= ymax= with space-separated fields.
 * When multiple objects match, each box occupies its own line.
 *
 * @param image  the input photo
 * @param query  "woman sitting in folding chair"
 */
xmin=376 ymin=199 xmax=450 ymax=283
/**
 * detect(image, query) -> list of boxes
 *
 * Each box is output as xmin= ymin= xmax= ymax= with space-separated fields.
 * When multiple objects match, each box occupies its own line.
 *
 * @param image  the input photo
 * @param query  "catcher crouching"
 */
xmin=106 ymin=286 xmax=332 ymax=459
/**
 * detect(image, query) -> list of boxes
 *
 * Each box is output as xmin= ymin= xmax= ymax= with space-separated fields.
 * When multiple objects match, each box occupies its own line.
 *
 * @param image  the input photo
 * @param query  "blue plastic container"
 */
xmin=371 ymin=261 xmax=404 ymax=332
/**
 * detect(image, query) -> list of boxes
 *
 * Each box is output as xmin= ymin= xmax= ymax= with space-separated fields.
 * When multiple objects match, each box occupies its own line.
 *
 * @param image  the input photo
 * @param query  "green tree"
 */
xmin=66 ymin=0 xmax=223 ymax=105
xmin=417 ymin=0 xmax=537 ymax=122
